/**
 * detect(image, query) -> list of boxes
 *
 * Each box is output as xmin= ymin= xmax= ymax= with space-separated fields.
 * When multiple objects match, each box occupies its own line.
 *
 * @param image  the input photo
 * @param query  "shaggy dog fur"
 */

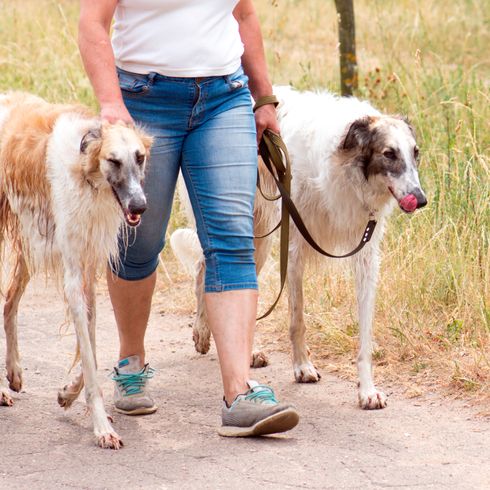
xmin=0 ymin=92 xmax=152 ymax=448
xmin=171 ymin=86 xmax=427 ymax=409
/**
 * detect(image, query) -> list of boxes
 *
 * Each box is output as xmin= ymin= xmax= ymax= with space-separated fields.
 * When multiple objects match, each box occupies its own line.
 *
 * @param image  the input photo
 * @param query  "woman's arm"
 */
xmin=234 ymin=0 xmax=280 ymax=142
xmin=79 ymin=0 xmax=132 ymax=123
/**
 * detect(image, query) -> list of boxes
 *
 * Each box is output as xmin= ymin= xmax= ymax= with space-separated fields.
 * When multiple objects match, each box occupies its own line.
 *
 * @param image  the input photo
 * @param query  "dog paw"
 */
xmin=358 ymin=389 xmax=387 ymax=410
xmin=97 ymin=432 xmax=123 ymax=450
xmin=250 ymin=351 xmax=269 ymax=368
xmin=57 ymin=385 xmax=79 ymax=409
xmin=7 ymin=365 xmax=22 ymax=392
xmin=193 ymin=327 xmax=211 ymax=354
xmin=1 ymin=389 xmax=14 ymax=407
xmin=294 ymin=362 xmax=321 ymax=383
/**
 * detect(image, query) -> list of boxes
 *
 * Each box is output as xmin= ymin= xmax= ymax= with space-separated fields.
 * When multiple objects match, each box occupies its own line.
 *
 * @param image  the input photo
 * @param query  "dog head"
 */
xmin=341 ymin=115 xmax=427 ymax=213
xmin=80 ymin=121 xmax=153 ymax=227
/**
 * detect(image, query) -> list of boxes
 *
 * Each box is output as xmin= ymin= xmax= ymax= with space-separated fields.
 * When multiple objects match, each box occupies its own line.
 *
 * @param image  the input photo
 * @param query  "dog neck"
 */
xmin=322 ymin=152 xmax=393 ymax=221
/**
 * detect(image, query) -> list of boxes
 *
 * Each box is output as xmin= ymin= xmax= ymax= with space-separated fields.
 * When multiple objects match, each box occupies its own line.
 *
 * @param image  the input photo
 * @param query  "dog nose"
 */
xmin=128 ymin=197 xmax=147 ymax=215
xmin=413 ymin=189 xmax=427 ymax=209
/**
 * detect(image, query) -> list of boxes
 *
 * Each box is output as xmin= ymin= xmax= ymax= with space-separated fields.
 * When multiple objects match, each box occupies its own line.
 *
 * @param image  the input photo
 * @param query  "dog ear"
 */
xmin=397 ymin=115 xmax=416 ymax=138
xmin=80 ymin=124 xmax=102 ymax=154
xmin=341 ymin=116 xmax=376 ymax=151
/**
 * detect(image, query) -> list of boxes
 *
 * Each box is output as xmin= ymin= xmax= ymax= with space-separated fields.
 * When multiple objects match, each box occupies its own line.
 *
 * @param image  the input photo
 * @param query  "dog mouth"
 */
xmin=388 ymin=187 xmax=418 ymax=214
xmin=125 ymin=212 xmax=142 ymax=227
xmin=111 ymin=187 xmax=142 ymax=228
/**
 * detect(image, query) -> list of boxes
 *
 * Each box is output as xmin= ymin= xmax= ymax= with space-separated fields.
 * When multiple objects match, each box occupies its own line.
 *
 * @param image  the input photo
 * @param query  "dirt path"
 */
xmin=0 ymin=277 xmax=489 ymax=490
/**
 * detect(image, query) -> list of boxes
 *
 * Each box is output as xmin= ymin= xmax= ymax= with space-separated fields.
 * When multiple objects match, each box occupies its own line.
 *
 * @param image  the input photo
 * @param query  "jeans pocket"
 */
xmin=226 ymin=66 xmax=249 ymax=91
xmin=117 ymin=68 xmax=151 ymax=95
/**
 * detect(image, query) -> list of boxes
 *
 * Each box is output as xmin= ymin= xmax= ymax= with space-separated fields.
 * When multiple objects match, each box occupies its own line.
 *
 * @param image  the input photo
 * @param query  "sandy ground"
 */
xmin=0 ymin=277 xmax=489 ymax=490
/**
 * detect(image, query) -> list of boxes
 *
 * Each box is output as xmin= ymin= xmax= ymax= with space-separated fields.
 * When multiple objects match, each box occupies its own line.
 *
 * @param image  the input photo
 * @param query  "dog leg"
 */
xmin=353 ymin=248 xmax=387 ymax=409
xmin=58 ymin=367 xmax=84 ymax=409
xmin=62 ymin=263 xmax=122 ymax=449
xmin=85 ymin=269 xmax=97 ymax=363
xmin=4 ymin=253 xmax=29 ymax=393
xmin=288 ymin=248 xmax=320 ymax=383
xmin=249 ymin=232 xmax=274 ymax=369
xmin=58 ymin=269 xmax=96 ymax=409
xmin=192 ymin=257 xmax=211 ymax=354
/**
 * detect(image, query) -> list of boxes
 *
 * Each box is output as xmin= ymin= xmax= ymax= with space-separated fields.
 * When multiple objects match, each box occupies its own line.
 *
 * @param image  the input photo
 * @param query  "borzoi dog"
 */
xmin=0 ymin=92 xmax=151 ymax=448
xmin=171 ymin=86 xmax=427 ymax=409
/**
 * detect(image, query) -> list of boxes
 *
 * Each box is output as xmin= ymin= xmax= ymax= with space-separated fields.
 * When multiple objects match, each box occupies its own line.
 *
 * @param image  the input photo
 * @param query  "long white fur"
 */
xmin=171 ymin=86 xmax=425 ymax=410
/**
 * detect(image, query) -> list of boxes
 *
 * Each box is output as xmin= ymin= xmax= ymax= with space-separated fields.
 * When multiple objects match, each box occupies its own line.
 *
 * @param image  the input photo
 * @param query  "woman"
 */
xmin=78 ymin=0 xmax=299 ymax=436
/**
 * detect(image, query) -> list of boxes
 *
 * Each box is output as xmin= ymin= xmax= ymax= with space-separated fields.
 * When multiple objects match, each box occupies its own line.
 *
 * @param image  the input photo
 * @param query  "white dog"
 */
xmin=0 ymin=92 xmax=152 ymax=448
xmin=171 ymin=86 xmax=427 ymax=409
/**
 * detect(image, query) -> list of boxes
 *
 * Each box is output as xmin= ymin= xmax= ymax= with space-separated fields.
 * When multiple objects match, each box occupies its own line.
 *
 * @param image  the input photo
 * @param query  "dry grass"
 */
xmin=0 ymin=0 xmax=488 ymax=405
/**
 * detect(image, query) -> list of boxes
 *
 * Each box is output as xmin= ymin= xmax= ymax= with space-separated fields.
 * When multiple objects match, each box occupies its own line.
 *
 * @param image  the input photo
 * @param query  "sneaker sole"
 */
xmin=218 ymin=408 xmax=299 ymax=437
xmin=114 ymin=405 xmax=158 ymax=416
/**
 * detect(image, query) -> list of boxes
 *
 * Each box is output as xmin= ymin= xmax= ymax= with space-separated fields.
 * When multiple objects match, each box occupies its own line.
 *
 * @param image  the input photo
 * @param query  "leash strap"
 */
xmin=256 ymin=127 xmax=377 ymax=320
xmin=256 ymin=129 xmax=292 ymax=320
xmin=253 ymin=95 xmax=280 ymax=112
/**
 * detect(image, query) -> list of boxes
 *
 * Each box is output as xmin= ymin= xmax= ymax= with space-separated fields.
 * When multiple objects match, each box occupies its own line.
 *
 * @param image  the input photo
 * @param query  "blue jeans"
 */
xmin=114 ymin=66 xmax=258 ymax=292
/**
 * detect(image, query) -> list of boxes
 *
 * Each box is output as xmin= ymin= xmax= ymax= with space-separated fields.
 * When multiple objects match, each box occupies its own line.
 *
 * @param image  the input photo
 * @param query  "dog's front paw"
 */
xmin=193 ymin=327 xmax=211 ymax=354
xmin=1 ymin=389 xmax=14 ymax=407
xmin=294 ymin=362 xmax=321 ymax=383
xmin=97 ymin=432 xmax=123 ymax=450
xmin=250 ymin=351 xmax=269 ymax=368
xmin=6 ymin=364 xmax=22 ymax=392
xmin=358 ymin=389 xmax=387 ymax=409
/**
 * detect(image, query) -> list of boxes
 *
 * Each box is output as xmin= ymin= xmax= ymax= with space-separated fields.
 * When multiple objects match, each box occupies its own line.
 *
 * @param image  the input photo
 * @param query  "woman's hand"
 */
xmin=254 ymin=104 xmax=280 ymax=144
xmin=100 ymin=102 xmax=134 ymax=125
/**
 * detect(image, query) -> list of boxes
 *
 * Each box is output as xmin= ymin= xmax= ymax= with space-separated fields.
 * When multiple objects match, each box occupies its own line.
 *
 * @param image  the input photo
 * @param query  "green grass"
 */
xmin=0 ymin=0 xmax=488 ymax=401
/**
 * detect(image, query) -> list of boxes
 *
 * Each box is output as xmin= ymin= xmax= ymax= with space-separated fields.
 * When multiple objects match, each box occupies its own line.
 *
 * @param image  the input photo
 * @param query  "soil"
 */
xmin=1 ymin=277 xmax=489 ymax=489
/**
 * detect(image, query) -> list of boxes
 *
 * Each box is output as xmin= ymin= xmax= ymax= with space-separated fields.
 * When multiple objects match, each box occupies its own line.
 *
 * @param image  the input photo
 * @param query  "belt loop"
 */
xmin=148 ymin=72 xmax=157 ymax=85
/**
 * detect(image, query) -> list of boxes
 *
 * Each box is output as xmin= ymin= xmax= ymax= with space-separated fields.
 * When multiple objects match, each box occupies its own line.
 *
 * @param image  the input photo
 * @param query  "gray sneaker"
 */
xmin=112 ymin=355 xmax=157 ymax=415
xmin=218 ymin=380 xmax=299 ymax=437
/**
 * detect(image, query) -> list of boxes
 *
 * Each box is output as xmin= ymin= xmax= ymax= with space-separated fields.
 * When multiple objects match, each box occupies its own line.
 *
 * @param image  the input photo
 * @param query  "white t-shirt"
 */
xmin=112 ymin=0 xmax=244 ymax=77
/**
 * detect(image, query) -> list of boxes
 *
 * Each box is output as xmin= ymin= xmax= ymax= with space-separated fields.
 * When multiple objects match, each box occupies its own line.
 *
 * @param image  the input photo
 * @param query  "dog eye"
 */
xmin=383 ymin=150 xmax=397 ymax=160
xmin=135 ymin=153 xmax=145 ymax=165
xmin=107 ymin=158 xmax=122 ymax=168
xmin=414 ymin=147 xmax=420 ymax=159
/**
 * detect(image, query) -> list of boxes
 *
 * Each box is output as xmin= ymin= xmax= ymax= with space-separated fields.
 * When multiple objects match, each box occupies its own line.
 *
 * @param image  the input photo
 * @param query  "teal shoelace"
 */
xmin=111 ymin=365 xmax=155 ymax=396
xmin=244 ymin=385 xmax=278 ymax=405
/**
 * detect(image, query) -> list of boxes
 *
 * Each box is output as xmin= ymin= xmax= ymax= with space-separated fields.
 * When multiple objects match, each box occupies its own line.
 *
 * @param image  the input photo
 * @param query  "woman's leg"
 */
xmin=180 ymin=84 xmax=258 ymax=404
xmin=109 ymin=71 xmax=191 ymax=368
xmin=107 ymin=131 xmax=183 ymax=413
xmin=181 ymin=78 xmax=299 ymax=436
xmin=107 ymin=270 xmax=156 ymax=363
xmin=204 ymin=290 xmax=257 ymax=403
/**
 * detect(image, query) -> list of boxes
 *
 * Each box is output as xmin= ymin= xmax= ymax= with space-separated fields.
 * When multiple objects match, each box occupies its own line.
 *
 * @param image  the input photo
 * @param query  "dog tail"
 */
xmin=70 ymin=341 xmax=81 ymax=373
xmin=169 ymin=228 xmax=202 ymax=277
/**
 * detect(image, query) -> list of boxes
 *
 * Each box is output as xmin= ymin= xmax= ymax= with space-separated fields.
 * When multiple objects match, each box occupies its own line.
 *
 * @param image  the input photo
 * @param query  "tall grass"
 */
xmin=0 ymin=0 xmax=488 ymax=402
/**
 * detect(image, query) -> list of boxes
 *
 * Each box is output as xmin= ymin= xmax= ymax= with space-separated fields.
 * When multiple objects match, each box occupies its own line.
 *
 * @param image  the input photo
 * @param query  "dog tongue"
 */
xmin=399 ymin=194 xmax=418 ymax=213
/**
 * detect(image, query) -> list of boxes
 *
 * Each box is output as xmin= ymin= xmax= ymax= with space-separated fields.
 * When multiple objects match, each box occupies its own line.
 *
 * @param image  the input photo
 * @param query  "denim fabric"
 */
xmin=114 ymin=66 xmax=258 ymax=292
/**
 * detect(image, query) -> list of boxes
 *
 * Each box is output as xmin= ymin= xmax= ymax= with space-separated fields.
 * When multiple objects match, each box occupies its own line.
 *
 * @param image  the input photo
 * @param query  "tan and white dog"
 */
xmin=171 ymin=86 xmax=427 ymax=410
xmin=0 ymin=92 xmax=151 ymax=448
